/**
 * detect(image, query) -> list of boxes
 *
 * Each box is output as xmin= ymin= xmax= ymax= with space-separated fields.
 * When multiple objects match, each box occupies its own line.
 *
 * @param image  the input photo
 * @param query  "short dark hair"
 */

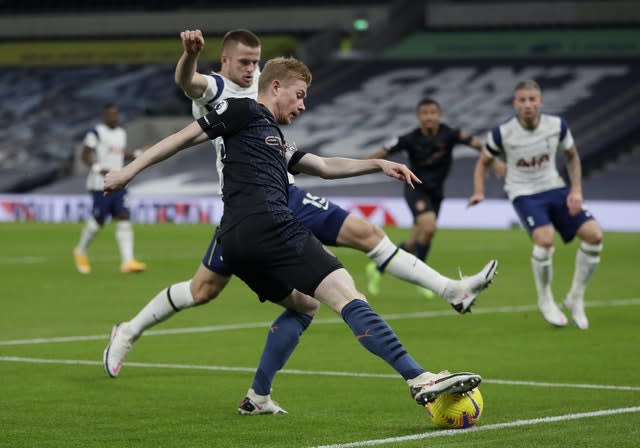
xmin=416 ymin=98 xmax=440 ymax=112
xmin=222 ymin=29 xmax=261 ymax=51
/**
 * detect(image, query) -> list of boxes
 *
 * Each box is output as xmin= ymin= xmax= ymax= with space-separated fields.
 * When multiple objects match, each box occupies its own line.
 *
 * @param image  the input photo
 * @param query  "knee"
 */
xmin=191 ymin=279 xmax=226 ymax=305
xmin=302 ymin=299 xmax=321 ymax=317
xmin=532 ymin=244 xmax=554 ymax=261
xmin=583 ymin=231 xmax=603 ymax=246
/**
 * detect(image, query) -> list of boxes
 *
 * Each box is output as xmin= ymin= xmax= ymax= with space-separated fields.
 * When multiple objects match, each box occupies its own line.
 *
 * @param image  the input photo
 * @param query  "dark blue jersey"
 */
xmin=197 ymin=97 xmax=299 ymax=234
xmin=386 ymin=123 xmax=470 ymax=191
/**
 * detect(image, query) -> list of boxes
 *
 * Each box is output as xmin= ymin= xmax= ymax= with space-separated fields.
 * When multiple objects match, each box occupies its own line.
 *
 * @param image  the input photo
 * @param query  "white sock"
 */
xmin=127 ymin=281 xmax=195 ymax=337
xmin=116 ymin=220 xmax=134 ymax=263
xmin=531 ymin=245 xmax=554 ymax=302
xmin=367 ymin=236 xmax=448 ymax=296
xmin=76 ymin=217 xmax=100 ymax=254
xmin=568 ymin=242 xmax=602 ymax=299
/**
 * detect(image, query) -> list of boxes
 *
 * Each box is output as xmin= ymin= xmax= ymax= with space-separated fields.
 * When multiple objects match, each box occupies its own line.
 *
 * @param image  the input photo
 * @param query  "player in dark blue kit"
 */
xmin=103 ymin=57 xmax=497 ymax=415
xmin=366 ymin=98 xmax=504 ymax=299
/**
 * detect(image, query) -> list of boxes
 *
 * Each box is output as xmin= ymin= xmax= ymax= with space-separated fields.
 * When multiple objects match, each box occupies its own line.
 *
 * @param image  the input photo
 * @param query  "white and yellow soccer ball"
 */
xmin=425 ymin=388 xmax=483 ymax=429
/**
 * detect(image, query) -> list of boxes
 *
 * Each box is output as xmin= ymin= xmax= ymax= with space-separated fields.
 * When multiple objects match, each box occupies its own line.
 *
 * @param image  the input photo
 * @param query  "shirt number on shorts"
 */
xmin=302 ymin=193 xmax=329 ymax=210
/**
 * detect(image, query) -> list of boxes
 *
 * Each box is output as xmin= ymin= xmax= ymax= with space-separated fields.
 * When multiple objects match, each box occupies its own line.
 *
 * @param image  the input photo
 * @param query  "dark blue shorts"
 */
xmin=201 ymin=184 xmax=350 ymax=276
xmin=512 ymin=187 xmax=595 ymax=243
xmin=202 ymin=227 xmax=233 ymax=276
xmin=90 ymin=189 xmax=130 ymax=222
xmin=286 ymin=184 xmax=349 ymax=246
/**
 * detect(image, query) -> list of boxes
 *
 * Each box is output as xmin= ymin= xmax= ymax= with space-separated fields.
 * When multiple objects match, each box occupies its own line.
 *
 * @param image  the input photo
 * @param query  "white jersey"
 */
xmin=83 ymin=123 xmax=127 ymax=191
xmin=485 ymin=114 xmax=574 ymax=200
xmin=187 ymin=67 xmax=295 ymax=191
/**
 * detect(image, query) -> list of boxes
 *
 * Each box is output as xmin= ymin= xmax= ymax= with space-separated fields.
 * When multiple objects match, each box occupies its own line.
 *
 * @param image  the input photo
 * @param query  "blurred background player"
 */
xmin=468 ymin=80 xmax=603 ymax=329
xmin=73 ymin=103 xmax=146 ymax=274
xmin=366 ymin=98 xmax=505 ymax=299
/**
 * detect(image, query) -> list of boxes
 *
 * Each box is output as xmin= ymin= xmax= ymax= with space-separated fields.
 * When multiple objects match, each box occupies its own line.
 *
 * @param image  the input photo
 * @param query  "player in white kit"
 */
xmin=73 ymin=103 xmax=146 ymax=274
xmin=468 ymin=80 xmax=603 ymax=329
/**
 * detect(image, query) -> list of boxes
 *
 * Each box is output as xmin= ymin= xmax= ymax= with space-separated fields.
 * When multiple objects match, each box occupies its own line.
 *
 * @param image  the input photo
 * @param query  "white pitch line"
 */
xmin=1 ymin=356 xmax=640 ymax=393
xmin=1 ymin=297 xmax=639 ymax=347
xmin=309 ymin=406 xmax=640 ymax=448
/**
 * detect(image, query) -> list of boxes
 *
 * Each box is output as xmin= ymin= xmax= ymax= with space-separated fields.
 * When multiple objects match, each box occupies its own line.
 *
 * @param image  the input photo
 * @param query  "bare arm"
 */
xmin=365 ymin=147 xmax=389 ymax=160
xmin=467 ymin=134 xmax=506 ymax=178
xmin=467 ymin=151 xmax=493 ymax=206
xmin=104 ymin=122 xmax=209 ymax=194
xmin=293 ymin=153 xmax=420 ymax=188
xmin=175 ymin=29 xmax=209 ymax=99
xmin=564 ymin=144 xmax=583 ymax=216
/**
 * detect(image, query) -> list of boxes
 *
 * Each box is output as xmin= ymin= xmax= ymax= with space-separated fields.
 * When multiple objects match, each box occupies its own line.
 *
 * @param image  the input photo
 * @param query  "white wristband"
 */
xmin=91 ymin=163 xmax=103 ymax=174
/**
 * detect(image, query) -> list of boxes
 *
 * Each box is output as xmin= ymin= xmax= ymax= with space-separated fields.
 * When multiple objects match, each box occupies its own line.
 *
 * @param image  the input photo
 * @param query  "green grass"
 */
xmin=1 ymin=223 xmax=639 ymax=447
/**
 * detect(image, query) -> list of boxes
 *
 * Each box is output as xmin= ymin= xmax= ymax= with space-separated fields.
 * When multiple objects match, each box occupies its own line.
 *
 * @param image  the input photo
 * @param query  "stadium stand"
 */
xmin=2 ymin=1 xmax=639 ymax=202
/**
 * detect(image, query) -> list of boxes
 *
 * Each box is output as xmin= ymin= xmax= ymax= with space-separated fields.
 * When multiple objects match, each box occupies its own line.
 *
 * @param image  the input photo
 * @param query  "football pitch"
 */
xmin=1 ymin=222 xmax=639 ymax=447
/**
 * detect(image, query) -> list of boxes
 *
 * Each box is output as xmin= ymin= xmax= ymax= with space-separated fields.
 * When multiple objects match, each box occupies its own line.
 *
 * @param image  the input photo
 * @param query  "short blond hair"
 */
xmin=514 ymin=79 xmax=541 ymax=94
xmin=258 ymin=57 xmax=312 ymax=93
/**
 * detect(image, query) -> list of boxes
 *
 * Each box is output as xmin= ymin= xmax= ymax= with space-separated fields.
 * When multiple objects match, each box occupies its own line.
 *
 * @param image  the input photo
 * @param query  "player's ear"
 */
xmin=272 ymin=79 xmax=281 ymax=95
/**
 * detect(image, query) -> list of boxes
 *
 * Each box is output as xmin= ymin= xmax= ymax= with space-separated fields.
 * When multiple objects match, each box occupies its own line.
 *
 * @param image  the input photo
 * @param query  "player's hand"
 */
xmin=378 ymin=160 xmax=421 ymax=188
xmin=180 ymin=29 xmax=205 ymax=55
xmin=467 ymin=193 xmax=485 ymax=207
xmin=103 ymin=169 xmax=132 ymax=196
xmin=567 ymin=190 xmax=583 ymax=216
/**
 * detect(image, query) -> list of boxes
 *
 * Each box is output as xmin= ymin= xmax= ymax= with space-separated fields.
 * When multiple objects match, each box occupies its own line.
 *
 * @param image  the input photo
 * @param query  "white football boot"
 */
xmin=103 ymin=323 xmax=137 ymax=378
xmin=538 ymin=296 xmax=568 ymax=327
xmin=408 ymin=370 xmax=482 ymax=406
xmin=238 ymin=388 xmax=288 ymax=416
xmin=564 ymin=294 xmax=589 ymax=330
xmin=445 ymin=260 xmax=498 ymax=314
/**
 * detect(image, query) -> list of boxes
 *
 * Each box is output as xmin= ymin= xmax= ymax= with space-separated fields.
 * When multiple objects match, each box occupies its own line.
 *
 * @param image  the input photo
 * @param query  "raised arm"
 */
xmin=293 ymin=153 xmax=420 ymax=188
xmin=104 ymin=122 xmax=209 ymax=194
xmin=467 ymin=151 xmax=493 ymax=207
xmin=175 ymin=29 xmax=209 ymax=99
xmin=564 ymin=144 xmax=583 ymax=216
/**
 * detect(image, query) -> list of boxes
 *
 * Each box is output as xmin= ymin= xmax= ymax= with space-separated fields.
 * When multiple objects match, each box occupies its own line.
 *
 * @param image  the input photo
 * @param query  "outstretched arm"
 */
xmin=467 ymin=151 xmax=493 ymax=207
xmin=175 ymin=29 xmax=209 ymax=99
xmin=293 ymin=153 xmax=420 ymax=188
xmin=104 ymin=122 xmax=209 ymax=194
xmin=365 ymin=147 xmax=389 ymax=160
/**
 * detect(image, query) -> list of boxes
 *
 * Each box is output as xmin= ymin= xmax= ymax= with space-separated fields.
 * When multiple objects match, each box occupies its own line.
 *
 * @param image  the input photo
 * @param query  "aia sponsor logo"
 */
xmin=516 ymin=153 xmax=550 ymax=168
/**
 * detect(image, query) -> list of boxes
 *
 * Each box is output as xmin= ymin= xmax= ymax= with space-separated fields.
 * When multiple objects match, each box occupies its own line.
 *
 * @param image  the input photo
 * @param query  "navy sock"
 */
xmin=415 ymin=242 xmax=431 ymax=261
xmin=251 ymin=310 xmax=313 ymax=395
xmin=341 ymin=299 xmax=424 ymax=380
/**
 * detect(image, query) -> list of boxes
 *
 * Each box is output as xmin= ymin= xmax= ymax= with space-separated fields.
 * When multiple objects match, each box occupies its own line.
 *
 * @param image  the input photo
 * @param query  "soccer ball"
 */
xmin=425 ymin=388 xmax=483 ymax=429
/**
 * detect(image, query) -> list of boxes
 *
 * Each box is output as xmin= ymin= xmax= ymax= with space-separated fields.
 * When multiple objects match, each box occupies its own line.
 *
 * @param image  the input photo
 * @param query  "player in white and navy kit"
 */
xmin=102 ymin=31 xmax=498 ymax=414
xmin=73 ymin=103 xmax=146 ymax=274
xmin=469 ymin=80 xmax=603 ymax=329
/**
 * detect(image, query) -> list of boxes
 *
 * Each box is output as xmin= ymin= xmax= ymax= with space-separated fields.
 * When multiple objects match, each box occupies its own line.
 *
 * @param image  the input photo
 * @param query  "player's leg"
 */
xmin=103 ymin=229 xmax=232 ymax=377
xmin=515 ymin=193 xmax=567 ymax=327
xmin=110 ymin=189 xmax=146 ymax=273
xmin=73 ymin=191 xmax=105 ymax=274
xmin=238 ymin=290 xmax=319 ymax=416
xmin=314 ymin=267 xmax=482 ymax=405
xmin=559 ymin=210 xmax=603 ymax=330
xmin=338 ymin=214 xmax=449 ymax=299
